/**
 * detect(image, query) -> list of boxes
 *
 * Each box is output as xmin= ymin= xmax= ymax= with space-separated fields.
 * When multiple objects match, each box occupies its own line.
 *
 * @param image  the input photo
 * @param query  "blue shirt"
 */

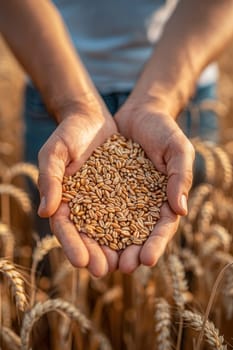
xmin=52 ymin=0 xmax=217 ymax=93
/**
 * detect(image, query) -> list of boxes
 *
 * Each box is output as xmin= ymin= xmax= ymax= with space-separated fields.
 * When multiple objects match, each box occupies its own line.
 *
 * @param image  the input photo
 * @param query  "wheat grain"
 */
xmin=0 ymin=259 xmax=27 ymax=311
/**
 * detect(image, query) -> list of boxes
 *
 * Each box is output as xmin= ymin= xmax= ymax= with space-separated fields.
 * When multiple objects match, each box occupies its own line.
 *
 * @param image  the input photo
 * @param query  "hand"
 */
xmin=37 ymin=105 xmax=119 ymax=277
xmin=115 ymin=100 xmax=195 ymax=273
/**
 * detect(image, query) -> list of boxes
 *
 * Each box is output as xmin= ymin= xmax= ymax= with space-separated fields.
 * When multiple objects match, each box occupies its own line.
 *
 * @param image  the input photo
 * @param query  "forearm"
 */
xmin=0 ymin=0 xmax=108 ymax=122
xmin=128 ymin=0 xmax=233 ymax=118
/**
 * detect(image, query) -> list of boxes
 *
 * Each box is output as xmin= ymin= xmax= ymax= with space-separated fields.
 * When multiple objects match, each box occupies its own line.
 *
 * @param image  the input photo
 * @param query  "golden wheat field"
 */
xmin=1 ymin=35 xmax=233 ymax=350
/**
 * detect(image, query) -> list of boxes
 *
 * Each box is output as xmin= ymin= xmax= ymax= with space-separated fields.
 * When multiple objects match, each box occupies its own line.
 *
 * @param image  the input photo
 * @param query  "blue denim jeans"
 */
xmin=24 ymin=83 xmax=218 ymax=164
xmin=24 ymin=83 xmax=218 ymax=235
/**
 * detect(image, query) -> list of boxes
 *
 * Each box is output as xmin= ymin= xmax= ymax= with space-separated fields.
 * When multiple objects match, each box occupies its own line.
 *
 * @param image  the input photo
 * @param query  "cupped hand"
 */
xmin=37 ymin=108 xmax=119 ymax=277
xmin=115 ymin=101 xmax=195 ymax=273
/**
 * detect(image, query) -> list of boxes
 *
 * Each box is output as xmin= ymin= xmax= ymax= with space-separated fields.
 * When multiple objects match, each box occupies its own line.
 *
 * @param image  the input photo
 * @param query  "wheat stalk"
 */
xmin=52 ymin=259 xmax=74 ymax=287
xmin=168 ymin=254 xmax=189 ymax=350
xmin=0 ymin=326 xmax=21 ymax=350
xmin=196 ymin=262 xmax=233 ymax=350
xmin=0 ymin=221 xmax=15 ymax=258
xmin=154 ymin=298 xmax=173 ymax=350
xmin=183 ymin=310 xmax=227 ymax=349
xmin=20 ymin=298 xmax=112 ymax=350
xmin=0 ymin=259 xmax=27 ymax=311
xmin=1 ymin=291 xmax=12 ymax=327
xmin=0 ymin=159 xmax=8 ymax=179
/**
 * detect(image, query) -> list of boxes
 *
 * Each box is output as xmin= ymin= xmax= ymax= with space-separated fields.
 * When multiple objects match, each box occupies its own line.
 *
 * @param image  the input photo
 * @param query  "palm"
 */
xmin=38 ymin=112 xmax=119 ymax=277
xmin=114 ymin=107 xmax=194 ymax=273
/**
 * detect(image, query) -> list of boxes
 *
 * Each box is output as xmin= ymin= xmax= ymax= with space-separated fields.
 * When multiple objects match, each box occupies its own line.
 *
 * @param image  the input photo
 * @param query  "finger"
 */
xmin=80 ymin=234 xmax=109 ymax=278
xmin=50 ymin=203 xmax=89 ymax=267
xmin=140 ymin=203 xmax=179 ymax=266
xmin=38 ymin=135 xmax=68 ymax=217
xmin=118 ymin=245 xmax=141 ymax=274
xmin=101 ymin=246 xmax=119 ymax=272
xmin=165 ymin=136 xmax=195 ymax=216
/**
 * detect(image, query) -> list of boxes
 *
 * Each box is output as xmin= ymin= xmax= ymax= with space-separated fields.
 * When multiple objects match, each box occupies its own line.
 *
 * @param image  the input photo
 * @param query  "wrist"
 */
xmin=129 ymin=80 xmax=190 ymax=119
xmin=115 ymin=94 xmax=174 ymax=140
xmin=49 ymin=91 xmax=111 ymax=123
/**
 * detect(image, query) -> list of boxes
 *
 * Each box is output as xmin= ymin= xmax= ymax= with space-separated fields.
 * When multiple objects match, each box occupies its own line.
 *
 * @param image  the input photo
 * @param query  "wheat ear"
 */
xmin=154 ymin=298 xmax=173 ymax=350
xmin=187 ymin=184 xmax=212 ymax=223
xmin=183 ymin=310 xmax=227 ymax=350
xmin=3 ymin=162 xmax=39 ymax=185
xmin=0 ymin=259 xmax=27 ymax=311
xmin=209 ymin=144 xmax=232 ymax=190
xmin=30 ymin=235 xmax=60 ymax=306
xmin=20 ymin=298 xmax=112 ymax=350
xmin=197 ymin=200 xmax=214 ymax=232
xmin=200 ymin=225 xmax=231 ymax=257
xmin=168 ymin=254 xmax=188 ymax=310
xmin=0 ymin=184 xmax=32 ymax=214
xmin=179 ymin=248 xmax=203 ymax=277
xmin=0 ymin=326 xmax=21 ymax=350
xmin=193 ymin=140 xmax=216 ymax=184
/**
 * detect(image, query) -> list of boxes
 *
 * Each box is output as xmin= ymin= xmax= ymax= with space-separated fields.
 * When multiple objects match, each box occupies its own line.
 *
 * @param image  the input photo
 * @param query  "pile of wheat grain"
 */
xmin=62 ymin=134 xmax=167 ymax=250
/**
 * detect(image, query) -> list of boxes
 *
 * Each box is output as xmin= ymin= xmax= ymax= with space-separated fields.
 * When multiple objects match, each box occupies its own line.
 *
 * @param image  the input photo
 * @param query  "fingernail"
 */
xmin=38 ymin=196 xmax=46 ymax=212
xmin=180 ymin=194 xmax=188 ymax=214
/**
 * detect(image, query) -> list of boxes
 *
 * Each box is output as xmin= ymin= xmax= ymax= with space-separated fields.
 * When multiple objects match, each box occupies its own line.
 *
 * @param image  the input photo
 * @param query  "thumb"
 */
xmin=166 ymin=138 xmax=195 ymax=216
xmin=37 ymin=138 xmax=67 ymax=217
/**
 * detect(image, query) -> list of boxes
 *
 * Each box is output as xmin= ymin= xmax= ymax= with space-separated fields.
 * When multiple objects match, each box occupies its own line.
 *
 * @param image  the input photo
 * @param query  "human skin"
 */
xmin=1 ymin=0 xmax=233 ymax=276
